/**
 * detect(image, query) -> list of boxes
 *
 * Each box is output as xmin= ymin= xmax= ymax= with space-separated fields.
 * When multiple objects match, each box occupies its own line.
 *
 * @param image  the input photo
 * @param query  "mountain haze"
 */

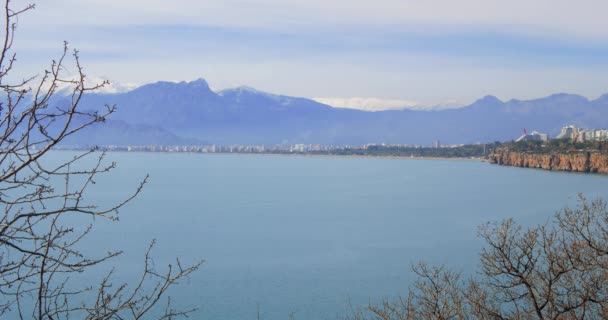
xmin=66 ymin=79 xmax=608 ymax=146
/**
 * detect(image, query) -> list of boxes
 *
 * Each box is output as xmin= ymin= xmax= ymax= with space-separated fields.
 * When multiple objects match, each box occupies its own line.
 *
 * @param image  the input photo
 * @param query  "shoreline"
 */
xmin=52 ymin=149 xmax=608 ymax=175
xmin=489 ymin=149 xmax=608 ymax=175
xmin=52 ymin=149 xmax=486 ymax=162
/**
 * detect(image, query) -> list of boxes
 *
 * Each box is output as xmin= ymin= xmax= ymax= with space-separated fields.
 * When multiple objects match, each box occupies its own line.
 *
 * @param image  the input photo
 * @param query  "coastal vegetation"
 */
xmin=507 ymin=139 xmax=608 ymax=154
xmin=309 ymin=143 xmax=501 ymax=158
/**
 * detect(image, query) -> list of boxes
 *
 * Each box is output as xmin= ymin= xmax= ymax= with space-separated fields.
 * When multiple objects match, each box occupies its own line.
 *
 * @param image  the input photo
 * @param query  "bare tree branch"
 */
xmin=0 ymin=1 xmax=202 ymax=318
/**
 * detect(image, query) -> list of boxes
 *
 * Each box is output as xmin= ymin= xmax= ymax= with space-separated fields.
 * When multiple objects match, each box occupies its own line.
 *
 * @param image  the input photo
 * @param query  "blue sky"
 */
xmin=10 ymin=0 xmax=608 ymax=109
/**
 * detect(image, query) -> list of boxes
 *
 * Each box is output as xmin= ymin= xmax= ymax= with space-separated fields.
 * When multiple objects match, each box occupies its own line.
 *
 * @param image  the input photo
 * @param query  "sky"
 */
xmin=9 ymin=0 xmax=608 ymax=110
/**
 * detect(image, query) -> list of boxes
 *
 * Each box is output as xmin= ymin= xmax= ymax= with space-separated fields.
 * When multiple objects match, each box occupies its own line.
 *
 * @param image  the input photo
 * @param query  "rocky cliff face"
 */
xmin=488 ymin=149 xmax=608 ymax=174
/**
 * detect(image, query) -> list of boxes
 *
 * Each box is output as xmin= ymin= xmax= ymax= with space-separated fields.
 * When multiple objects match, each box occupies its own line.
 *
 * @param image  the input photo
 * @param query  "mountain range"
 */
xmin=59 ymin=78 xmax=608 ymax=146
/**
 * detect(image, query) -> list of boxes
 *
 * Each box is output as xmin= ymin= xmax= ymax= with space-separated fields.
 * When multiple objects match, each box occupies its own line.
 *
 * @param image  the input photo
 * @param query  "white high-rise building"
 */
xmin=556 ymin=125 xmax=579 ymax=140
xmin=556 ymin=125 xmax=608 ymax=141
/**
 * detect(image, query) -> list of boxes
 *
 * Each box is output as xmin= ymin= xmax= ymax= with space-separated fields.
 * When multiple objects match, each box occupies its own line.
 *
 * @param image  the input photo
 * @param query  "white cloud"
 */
xmin=10 ymin=0 xmax=608 ymax=104
xmin=67 ymin=54 xmax=608 ymax=107
xmin=51 ymin=75 xmax=139 ymax=95
xmin=16 ymin=0 xmax=608 ymax=41
xmin=93 ymin=79 xmax=140 ymax=94
xmin=312 ymin=97 xmax=461 ymax=111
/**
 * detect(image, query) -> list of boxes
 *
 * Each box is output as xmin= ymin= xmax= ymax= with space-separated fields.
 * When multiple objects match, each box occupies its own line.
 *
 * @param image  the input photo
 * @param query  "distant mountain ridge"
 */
xmin=60 ymin=78 xmax=608 ymax=146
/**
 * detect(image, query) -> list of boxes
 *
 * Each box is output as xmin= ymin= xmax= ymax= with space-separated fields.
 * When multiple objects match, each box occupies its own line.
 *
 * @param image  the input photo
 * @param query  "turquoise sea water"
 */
xmin=47 ymin=152 xmax=608 ymax=319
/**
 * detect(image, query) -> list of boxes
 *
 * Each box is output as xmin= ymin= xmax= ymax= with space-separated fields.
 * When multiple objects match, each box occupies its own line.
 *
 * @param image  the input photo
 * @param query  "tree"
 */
xmin=349 ymin=194 xmax=608 ymax=320
xmin=0 ymin=1 xmax=201 ymax=318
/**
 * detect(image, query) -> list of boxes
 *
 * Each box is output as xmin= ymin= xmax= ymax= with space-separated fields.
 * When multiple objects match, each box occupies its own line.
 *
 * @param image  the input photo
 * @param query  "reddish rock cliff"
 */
xmin=488 ymin=150 xmax=608 ymax=174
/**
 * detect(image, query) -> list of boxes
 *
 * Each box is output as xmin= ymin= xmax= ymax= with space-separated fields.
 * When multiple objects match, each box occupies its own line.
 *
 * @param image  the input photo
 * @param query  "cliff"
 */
xmin=488 ymin=149 xmax=608 ymax=174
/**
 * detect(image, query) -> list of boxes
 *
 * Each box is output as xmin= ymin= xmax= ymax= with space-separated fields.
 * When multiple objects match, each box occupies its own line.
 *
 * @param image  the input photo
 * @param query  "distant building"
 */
xmin=516 ymin=130 xmax=549 ymax=142
xmin=433 ymin=140 xmax=441 ymax=148
xmin=592 ymin=129 xmax=608 ymax=141
xmin=290 ymin=144 xmax=306 ymax=152
xmin=577 ymin=130 xmax=590 ymax=142
xmin=556 ymin=125 xmax=579 ymax=140
xmin=555 ymin=125 xmax=608 ymax=142
xmin=577 ymin=128 xmax=608 ymax=142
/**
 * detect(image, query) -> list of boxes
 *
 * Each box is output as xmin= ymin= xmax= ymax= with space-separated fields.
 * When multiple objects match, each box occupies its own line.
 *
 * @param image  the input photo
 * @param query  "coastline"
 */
xmin=52 ymin=149 xmax=486 ymax=162
xmin=489 ymin=149 xmax=608 ymax=175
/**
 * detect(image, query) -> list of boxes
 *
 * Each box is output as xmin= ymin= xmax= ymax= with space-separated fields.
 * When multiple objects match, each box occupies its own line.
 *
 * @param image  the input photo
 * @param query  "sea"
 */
xmin=45 ymin=152 xmax=608 ymax=319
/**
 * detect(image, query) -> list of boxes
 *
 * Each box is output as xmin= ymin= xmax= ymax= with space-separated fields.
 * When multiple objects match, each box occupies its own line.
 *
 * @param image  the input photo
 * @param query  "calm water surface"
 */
xmin=52 ymin=152 xmax=608 ymax=319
